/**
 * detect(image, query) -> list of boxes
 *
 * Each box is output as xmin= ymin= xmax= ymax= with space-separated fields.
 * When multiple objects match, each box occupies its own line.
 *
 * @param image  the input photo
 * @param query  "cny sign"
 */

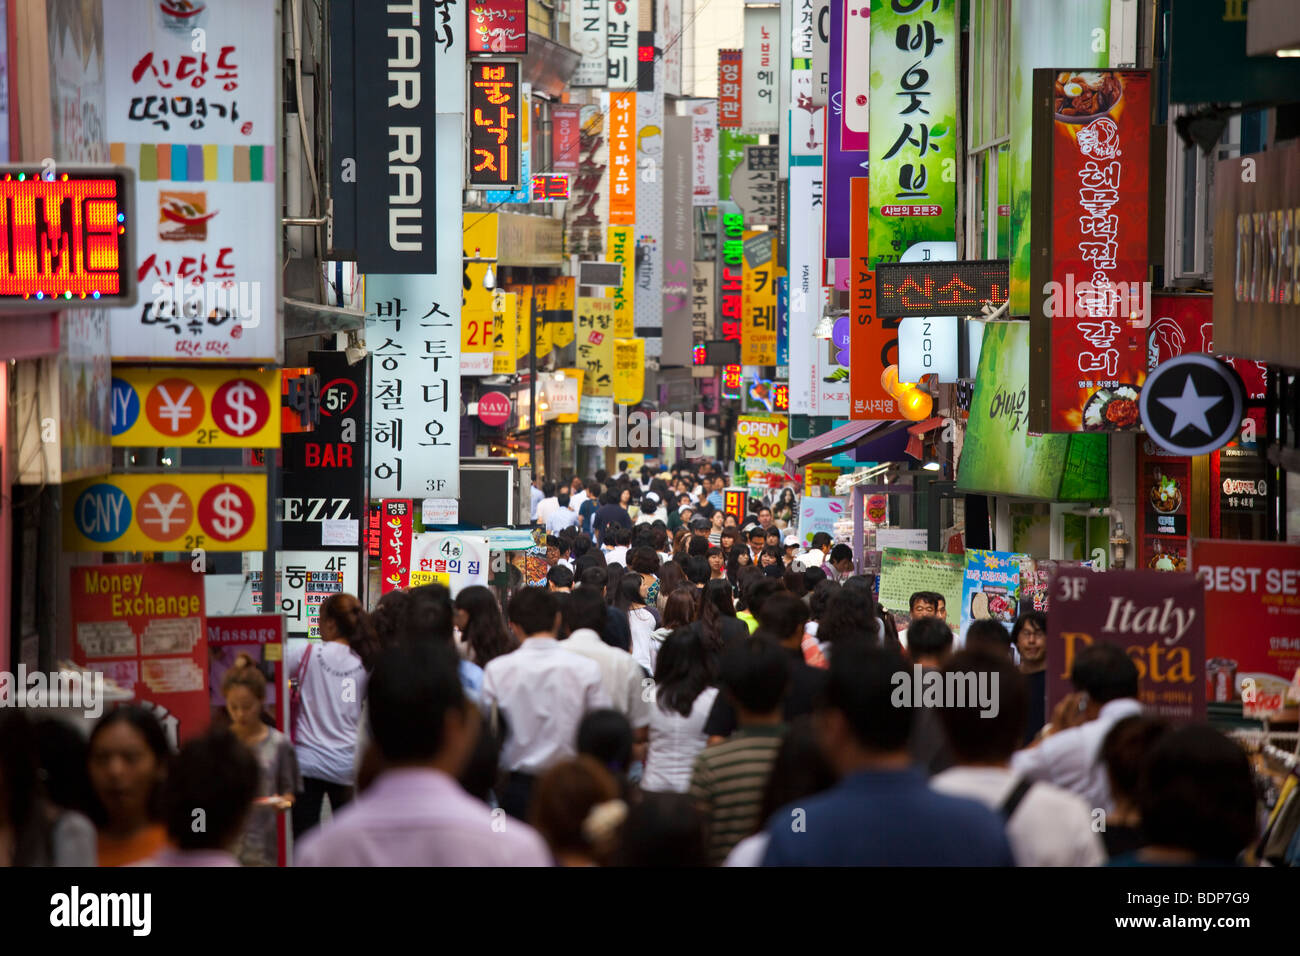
xmin=608 ymin=226 xmax=636 ymax=336
xmin=104 ymin=0 xmax=279 ymax=362
xmin=65 ymin=472 xmax=267 ymax=552
xmin=469 ymin=60 xmax=522 ymax=189
xmin=742 ymin=6 xmax=778 ymax=135
xmin=576 ymin=297 xmax=615 ymax=396
xmin=71 ymin=562 xmax=209 ymax=748
xmin=848 ymin=178 xmax=899 ymax=420
xmin=609 ymin=91 xmax=637 ymax=224
xmin=0 ymin=168 xmax=135 ymax=307
xmin=718 ymin=50 xmax=743 ymax=129
xmin=1048 ymin=568 xmax=1205 ymax=721
xmin=110 ymin=366 xmax=279 ymax=447
xmin=1030 ymin=69 xmax=1151 ymax=434
xmin=741 ymin=231 xmax=777 ymax=366
xmin=469 ymin=0 xmax=528 ymax=53
xmin=381 ymin=499 xmax=414 ymax=594
xmin=868 ymin=0 xmax=958 ymax=271
xmin=365 ymin=273 xmax=462 ymax=499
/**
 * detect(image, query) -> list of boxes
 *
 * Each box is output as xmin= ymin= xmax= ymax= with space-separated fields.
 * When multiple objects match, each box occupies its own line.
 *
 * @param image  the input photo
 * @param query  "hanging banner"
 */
xmin=566 ymin=105 xmax=609 ymax=257
xmin=609 ymin=92 xmax=637 ymax=224
xmin=552 ymin=105 xmax=583 ymax=172
xmin=840 ymin=0 xmax=870 ymax=151
xmin=790 ymin=62 xmax=825 ymax=159
xmin=552 ymin=278 xmax=577 ymax=348
xmin=549 ymin=369 xmax=584 ymax=421
xmin=662 ymin=0 xmax=683 ymax=96
xmin=635 ymin=51 xmax=666 ymax=350
xmin=718 ymin=49 xmax=743 ymax=129
xmin=614 ymin=338 xmax=646 ymax=405
xmin=789 ymin=166 xmax=823 ymax=415
xmin=105 ymin=0 xmax=280 ymax=361
xmin=1029 ymin=69 xmax=1151 ymax=434
xmin=110 ymin=366 xmax=280 ymax=447
xmin=65 ymin=473 xmax=267 ymax=552
xmin=571 ymin=0 xmax=609 ymax=87
xmin=576 ymin=297 xmax=616 ymax=395
xmin=485 ymin=82 xmax=533 ymax=205
xmin=469 ymin=0 xmax=528 ymax=53
xmin=741 ymin=232 xmax=777 ymax=366
xmin=511 ymin=285 xmax=534 ymax=360
xmin=412 ymin=533 xmax=491 ymax=596
xmin=491 ymin=291 xmax=518 ymax=374
xmin=689 ymin=100 xmax=719 ymax=205
xmin=248 ymin=552 xmax=360 ymax=637
xmin=608 ymin=226 xmax=636 ymax=336
xmin=868 ymin=0 xmax=958 ymax=271
xmin=822 ymin=0 xmax=862 ymax=262
xmin=718 ymin=208 xmax=745 ymax=346
xmin=462 ymin=263 xmax=496 ymax=376
xmin=879 ymin=548 xmax=966 ymax=628
xmin=1047 ymin=568 xmax=1206 ymax=721
xmin=691 ymin=262 xmax=715 ymax=348
xmin=741 ymin=6 xmax=779 ymax=135
xmin=381 ymin=499 xmax=414 ymax=593
xmin=662 ymin=114 xmax=695 ymax=367
xmin=71 ymin=562 xmax=209 ymax=748
xmin=731 ymin=145 xmax=779 ymax=227
xmin=959 ymin=549 xmax=1024 ymax=643
xmin=468 ymin=59 xmax=523 ymax=189
xmin=607 ymin=0 xmax=638 ymax=91
xmin=849 ymin=177 xmax=898 ymax=419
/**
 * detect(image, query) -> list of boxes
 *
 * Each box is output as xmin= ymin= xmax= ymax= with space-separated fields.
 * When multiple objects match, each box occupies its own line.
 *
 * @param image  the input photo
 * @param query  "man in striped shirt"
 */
xmin=690 ymin=636 xmax=788 ymax=865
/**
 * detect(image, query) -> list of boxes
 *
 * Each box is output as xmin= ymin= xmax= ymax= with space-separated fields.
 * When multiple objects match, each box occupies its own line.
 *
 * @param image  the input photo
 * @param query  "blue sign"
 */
xmin=73 ymin=483 xmax=133 ymax=544
xmin=777 ymin=276 xmax=789 ymax=367
xmin=485 ymin=132 xmax=532 ymax=205
xmin=109 ymin=378 xmax=140 ymax=436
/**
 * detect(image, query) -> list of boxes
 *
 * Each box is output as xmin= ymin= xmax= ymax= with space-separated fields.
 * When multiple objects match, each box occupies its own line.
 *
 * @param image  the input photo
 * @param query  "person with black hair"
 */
xmin=560 ymin=586 xmax=651 ymax=739
xmin=903 ymin=617 xmax=956 ymax=777
xmin=758 ymin=544 xmax=784 ymax=576
xmin=706 ymin=546 xmax=727 ymax=582
xmin=816 ymin=583 xmax=882 ymax=651
xmin=761 ymin=641 xmax=1014 ymax=866
xmin=1099 ymin=715 xmax=1172 ymax=859
xmin=617 ymin=792 xmax=709 ymax=867
xmin=87 ymin=706 xmax=171 ymax=866
xmin=690 ymin=637 xmax=790 ymax=865
xmin=1011 ymin=642 xmax=1142 ymax=813
xmin=690 ymin=579 xmax=749 ymax=667
xmin=576 ymin=564 xmax=633 ymax=651
xmin=1012 ymin=611 xmax=1048 ymax=743
xmin=966 ymin=619 xmax=1014 ymax=660
xmin=643 ymin=630 xmax=720 ymax=795
xmin=578 ymin=482 xmax=603 ymax=536
xmin=546 ymin=490 xmax=581 ymax=534
xmin=931 ymin=651 xmax=1105 ymax=866
xmin=746 ymin=525 xmax=768 ymax=565
xmin=593 ymin=489 xmax=632 ymax=544
xmin=578 ymin=710 xmax=636 ymax=795
xmin=547 ymin=564 xmax=575 ymax=592
xmin=454 ymin=585 xmax=518 ymax=668
xmin=482 ymin=588 xmax=613 ymax=820
xmin=801 ymin=579 xmax=838 ymax=668
xmin=298 ymin=643 xmax=550 ymax=865
xmin=616 ymin=574 xmax=661 ymax=673
xmin=0 ymin=711 xmax=96 ymax=866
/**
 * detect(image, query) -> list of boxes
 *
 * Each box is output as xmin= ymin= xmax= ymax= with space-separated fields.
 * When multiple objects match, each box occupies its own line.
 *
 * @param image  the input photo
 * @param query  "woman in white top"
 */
xmin=616 ymin=575 xmax=661 ymax=675
xmin=642 ymin=630 xmax=720 ymax=794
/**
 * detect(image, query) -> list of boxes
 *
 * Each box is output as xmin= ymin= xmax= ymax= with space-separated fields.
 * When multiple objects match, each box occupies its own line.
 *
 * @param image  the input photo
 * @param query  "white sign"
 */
xmin=321 ymin=518 xmax=360 ymax=547
xmin=546 ymin=375 xmax=582 ymax=418
xmin=571 ymin=0 xmax=608 ymax=87
xmin=412 ymin=533 xmax=491 ymax=597
xmin=688 ymin=100 xmax=719 ymax=206
xmin=104 ymin=0 xmax=279 ymax=362
xmin=790 ymin=69 xmax=825 ymax=156
xmin=662 ymin=0 xmax=683 ymax=97
xmin=875 ymin=528 xmax=930 ymax=551
xmin=811 ymin=0 xmax=830 ymax=106
xmin=579 ymin=395 xmax=614 ymax=423
xmin=248 ymin=551 xmax=360 ymax=637
xmin=840 ymin=0 xmax=870 ymax=145
xmin=742 ymin=6 xmax=779 ymax=135
xmin=422 ymin=498 xmax=460 ymax=525
xmin=607 ymin=0 xmax=637 ymax=91
xmin=899 ymin=315 xmax=960 ymax=383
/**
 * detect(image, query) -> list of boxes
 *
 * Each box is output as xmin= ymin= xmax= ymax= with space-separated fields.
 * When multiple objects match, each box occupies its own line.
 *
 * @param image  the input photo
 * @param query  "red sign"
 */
xmin=1033 ymin=69 xmax=1151 ymax=433
xmin=552 ymin=106 xmax=582 ymax=172
xmin=1047 ymin=568 xmax=1206 ymax=721
xmin=70 ymin=562 xmax=209 ymax=747
xmin=1137 ymin=447 xmax=1190 ymax=572
xmin=0 ymin=169 xmax=133 ymax=306
xmin=469 ymin=59 xmax=523 ymax=188
xmin=1149 ymin=293 xmax=1266 ymax=401
xmin=722 ymin=364 xmax=743 ymax=399
xmin=381 ymin=499 xmax=414 ymax=593
xmin=478 ymin=390 xmax=512 ymax=427
xmin=531 ymin=173 xmax=570 ymax=202
xmin=849 ymin=177 xmax=898 ymax=420
xmin=468 ymin=0 xmax=528 ymax=54
xmin=718 ymin=49 xmax=742 ymax=129
xmin=724 ymin=489 xmax=747 ymax=525
xmin=1192 ymin=541 xmax=1300 ymax=719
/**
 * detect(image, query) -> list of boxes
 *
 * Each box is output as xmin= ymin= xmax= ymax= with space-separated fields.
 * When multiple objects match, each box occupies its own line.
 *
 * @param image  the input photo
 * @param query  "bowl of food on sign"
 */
xmin=970 ymin=591 xmax=990 ymax=621
xmin=1082 ymin=385 xmax=1140 ymax=431
xmin=983 ymin=588 xmax=1016 ymax=623
xmin=1150 ymin=474 xmax=1182 ymax=514
xmin=1054 ymin=71 xmax=1124 ymax=124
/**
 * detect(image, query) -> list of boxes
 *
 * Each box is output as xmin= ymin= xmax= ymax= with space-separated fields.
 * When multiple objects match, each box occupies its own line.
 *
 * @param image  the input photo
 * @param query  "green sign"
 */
xmin=718 ymin=130 xmax=758 ymax=203
xmin=957 ymin=321 xmax=1109 ymax=501
xmin=879 ymin=548 xmax=966 ymax=622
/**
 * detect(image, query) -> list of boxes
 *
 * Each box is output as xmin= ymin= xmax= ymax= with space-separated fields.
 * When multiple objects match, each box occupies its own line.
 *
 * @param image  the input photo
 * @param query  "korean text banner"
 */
xmin=607 ymin=0 xmax=638 ymax=91
xmin=104 ymin=0 xmax=279 ymax=361
xmin=248 ymin=552 xmax=361 ymax=637
xmin=1029 ymin=69 xmax=1151 ymax=434
xmin=614 ymin=338 xmax=646 ymax=405
xmin=1192 ymin=540 xmax=1300 ymax=718
xmin=366 ymin=273 xmax=462 ymax=499
xmin=412 ymin=533 xmax=491 ymax=596
xmin=742 ymin=6 xmax=779 ymax=135
xmin=741 ymin=232 xmax=777 ymax=366
xmin=469 ymin=60 xmax=523 ymax=189
xmin=71 ymin=562 xmax=209 ymax=747
xmin=868 ymin=0 xmax=958 ymax=271
xmin=609 ymin=92 xmax=637 ymax=224
xmin=576 ymin=297 xmax=615 ymax=395
xmin=570 ymin=0 xmax=608 ymax=86
xmin=462 ymin=263 xmax=496 ymax=375
xmin=470 ymin=0 xmax=528 ymax=53
xmin=552 ymin=105 xmax=583 ymax=171
xmin=689 ymin=100 xmax=719 ymax=205
xmin=608 ymin=226 xmax=636 ymax=336
xmin=635 ymin=58 xmax=666 ymax=349
xmin=848 ymin=177 xmax=898 ymax=420
xmin=110 ymin=366 xmax=277 ymax=449
xmin=959 ymin=550 xmax=1024 ymax=643
xmin=718 ymin=49 xmax=743 ymax=128
xmin=878 ymin=548 xmax=966 ymax=625
xmin=1048 ymin=568 xmax=1206 ymax=721
xmin=492 ymin=292 xmax=518 ymax=373
xmin=565 ymin=105 xmax=608 ymax=257
xmin=65 ymin=473 xmax=268 ymax=552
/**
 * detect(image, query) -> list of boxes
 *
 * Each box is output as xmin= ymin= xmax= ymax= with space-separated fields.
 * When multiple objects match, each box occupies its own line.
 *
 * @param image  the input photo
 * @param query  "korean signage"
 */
xmin=607 ymin=0 xmax=638 ymax=90
xmin=469 ymin=0 xmax=528 ymax=53
xmin=463 ymin=262 xmax=496 ymax=375
xmin=1029 ymin=68 xmax=1151 ymax=434
xmin=412 ymin=533 xmax=491 ymax=596
xmin=565 ymin=105 xmax=608 ymax=257
xmin=72 ymin=562 xmax=209 ymax=747
xmin=571 ymin=0 xmax=609 ymax=87
xmin=879 ymin=548 xmax=965 ymax=626
xmin=381 ymin=499 xmax=414 ymax=593
xmin=531 ymin=174 xmax=570 ymax=201
xmin=110 ymin=366 xmax=278 ymax=447
xmin=0 ymin=168 xmax=135 ymax=307
xmin=1048 ymin=569 xmax=1206 ymax=722
xmin=576 ymin=297 xmax=616 ymax=396
xmin=65 ymin=472 xmax=268 ymax=552
xmin=492 ymin=291 xmax=517 ymax=374
xmin=735 ymin=413 xmax=789 ymax=488
xmin=469 ymin=60 xmax=522 ymax=189
xmin=719 ymin=209 xmax=745 ymax=345
xmin=723 ymin=488 xmax=748 ymax=526
xmin=279 ymin=351 xmax=368 ymax=551
xmin=689 ymin=100 xmax=719 ymax=205
xmin=718 ymin=50 xmax=743 ymax=128
xmin=741 ymin=6 xmax=778 ymax=135
xmin=104 ymin=0 xmax=280 ymax=360
xmin=249 ymin=552 xmax=359 ymax=637
xmin=691 ymin=262 xmax=714 ymax=347
xmin=614 ymin=338 xmax=646 ymax=406
xmin=485 ymin=82 xmax=532 ymax=205
xmin=731 ymin=145 xmax=779 ymax=227
xmin=849 ymin=178 xmax=898 ymax=420
xmin=876 ymin=260 xmax=1010 ymax=318
xmin=868 ymin=0 xmax=957 ymax=271
xmin=366 ymin=273 xmax=462 ymax=499
xmin=788 ymin=165 xmax=824 ymax=416
xmin=741 ymin=232 xmax=777 ymax=366
xmin=722 ymin=363 xmax=743 ymax=399
xmin=608 ymin=226 xmax=636 ymax=335
xmin=959 ymin=550 xmax=1023 ymax=643
xmin=552 ymin=106 xmax=582 ymax=172
xmin=718 ymin=131 xmax=757 ymax=203
xmin=609 ymin=91 xmax=637 ymax=224
xmin=1193 ymin=541 xmax=1300 ymax=718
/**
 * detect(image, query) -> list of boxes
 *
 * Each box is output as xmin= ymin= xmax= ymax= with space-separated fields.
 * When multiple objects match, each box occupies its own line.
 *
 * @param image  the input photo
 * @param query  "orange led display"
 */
xmin=0 ymin=168 xmax=134 ymax=307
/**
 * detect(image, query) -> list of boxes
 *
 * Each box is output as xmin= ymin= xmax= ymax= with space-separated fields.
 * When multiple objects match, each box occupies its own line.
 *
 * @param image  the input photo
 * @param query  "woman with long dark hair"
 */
xmin=706 ymin=545 xmax=727 ymax=581
xmin=1 ymin=711 xmax=96 ymax=866
xmin=641 ymin=630 xmax=720 ymax=794
xmin=655 ymin=561 xmax=686 ymax=614
xmin=87 ymin=706 xmax=171 ymax=866
xmin=692 ymin=579 xmax=748 ymax=665
xmin=773 ymin=487 xmax=797 ymax=527
xmin=616 ymin=574 xmax=660 ymax=674
xmin=816 ymin=578 xmax=882 ymax=656
xmin=454 ymin=585 xmax=517 ymax=667
xmin=652 ymin=586 xmax=698 ymax=665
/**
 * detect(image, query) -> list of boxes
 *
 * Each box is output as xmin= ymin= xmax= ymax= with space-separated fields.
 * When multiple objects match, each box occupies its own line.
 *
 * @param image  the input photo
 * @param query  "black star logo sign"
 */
xmin=1138 ymin=354 xmax=1245 ymax=457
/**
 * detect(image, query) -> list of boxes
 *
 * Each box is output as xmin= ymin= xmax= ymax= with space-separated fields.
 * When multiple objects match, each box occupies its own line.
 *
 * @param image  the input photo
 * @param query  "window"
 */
xmin=965 ymin=0 xmax=1011 ymax=259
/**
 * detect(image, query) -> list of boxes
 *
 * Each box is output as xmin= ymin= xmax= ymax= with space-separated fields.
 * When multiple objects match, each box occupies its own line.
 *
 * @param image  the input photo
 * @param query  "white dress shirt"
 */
xmin=545 ymin=505 xmax=581 ymax=534
xmin=481 ymin=637 xmax=612 ymax=775
xmin=930 ymin=765 xmax=1106 ymax=866
xmin=530 ymin=485 xmax=544 ymax=520
xmin=605 ymin=545 xmax=629 ymax=566
xmin=628 ymin=607 xmax=659 ymax=675
xmin=642 ymin=686 xmax=720 ymax=793
xmin=560 ymin=628 xmax=651 ymax=729
xmin=1010 ymin=697 xmax=1143 ymax=814
xmin=570 ymin=489 xmax=588 ymax=510
xmin=535 ymin=496 xmax=559 ymax=526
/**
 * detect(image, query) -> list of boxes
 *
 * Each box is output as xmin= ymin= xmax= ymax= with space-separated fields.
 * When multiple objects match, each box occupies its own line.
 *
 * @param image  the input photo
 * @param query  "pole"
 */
xmin=529 ymin=295 xmax=537 ymax=478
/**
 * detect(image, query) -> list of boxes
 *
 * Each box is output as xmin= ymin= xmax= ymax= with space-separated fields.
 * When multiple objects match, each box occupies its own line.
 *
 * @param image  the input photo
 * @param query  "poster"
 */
xmin=110 ymin=367 xmax=280 ymax=448
xmin=576 ymin=297 xmax=616 ymax=395
xmin=878 ymin=549 xmax=966 ymax=628
xmin=1047 ymin=568 xmax=1206 ymax=721
xmin=1192 ymin=540 xmax=1300 ymax=718
xmin=798 ymin=495 xmax=846 ymax=547
xmin=1137 ymin=451 xmax=1190 ymax=572
xmin=381 ymin=499 xmax=414 ymax=593
xmin=411 ymin=533 xmax=491 ymax=597
xmin=741 ymin=232 xmax=777 ymax=366
xmin=689 ymin=100 xmax=719 ymax=205
xmin=249 ymin=551 xmax=360 ymax=637
xmin=469 ymin=0 xmax=528 ymax=53
xmin=1017 ymin=557 xmax=1092 ymax=615
xmin=614 ymin=338 xmax=646 ymax=406
xmin=959 ymin=549 xmax=1024 ymax=642
xmin=71 ymin=562 xmax=209 ymax=748
xmin=734 ymin=414 xmax=789 ymax=489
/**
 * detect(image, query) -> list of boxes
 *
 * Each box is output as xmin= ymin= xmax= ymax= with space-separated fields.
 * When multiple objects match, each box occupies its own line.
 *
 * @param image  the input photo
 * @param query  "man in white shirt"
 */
xmin=535 ymin=481 xmax=559 ymax=528
xmin=560 ymin=588 xmax=651 ymax=750
xmin=1010 ymin=643 xmax=1143 ymax=815
xmin=545 ymin=491 xmax=581 ymax=534
xmin=529 ymin=479 xmax=545 ymax=521
xmin=569 ymin=477 xmax=588 ymax=511
xmin=931 ymin=650 xmax=1106 ymax=866
xmin=481 ymin=589 xmax=612 ymax=820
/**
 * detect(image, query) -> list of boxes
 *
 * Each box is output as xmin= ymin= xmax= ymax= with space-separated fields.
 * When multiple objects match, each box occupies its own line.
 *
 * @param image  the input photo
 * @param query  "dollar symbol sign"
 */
xmin=222 ymin=382 xmax=259 ymax=435
xmin=210 ymin=486 xmax=245 ymax=539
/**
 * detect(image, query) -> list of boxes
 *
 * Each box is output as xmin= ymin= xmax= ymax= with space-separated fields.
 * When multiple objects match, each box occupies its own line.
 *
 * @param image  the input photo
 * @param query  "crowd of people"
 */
xmin=0 ymin=461 xmax=1275 ymax=867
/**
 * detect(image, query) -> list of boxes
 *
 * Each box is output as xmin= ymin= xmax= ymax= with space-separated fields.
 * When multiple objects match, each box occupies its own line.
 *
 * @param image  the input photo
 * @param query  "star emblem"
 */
xmin=1156 ymin=375 xmax=1223 ymax=437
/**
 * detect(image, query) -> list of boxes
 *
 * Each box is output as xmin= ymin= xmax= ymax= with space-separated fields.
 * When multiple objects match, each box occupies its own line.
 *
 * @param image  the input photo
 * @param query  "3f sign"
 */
xmin=1057 ymin=576 xmax=1088 ymax=602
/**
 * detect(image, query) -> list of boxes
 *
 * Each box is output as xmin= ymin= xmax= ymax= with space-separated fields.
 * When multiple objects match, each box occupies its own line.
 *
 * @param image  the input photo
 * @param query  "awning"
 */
xmin=784 ymin=419 xmax=912 ymax=475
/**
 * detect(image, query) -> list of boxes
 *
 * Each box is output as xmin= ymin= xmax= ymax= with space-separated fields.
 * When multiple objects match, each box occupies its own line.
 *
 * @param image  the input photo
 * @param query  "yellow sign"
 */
xmin=408 ymin=570 xmax=451 ymax=588
xmin=511 ymin=285 xmax=533 ymax=359
xmin=64 ymin=472 xmax=268 ymax=552
xmin=804 ymin=463 xmax=842 ymax=494
xmin=555 ymin=368 xmax=585 ymax=423
xmin=741 ymin=231 xmax=778 ymax=366
xmin=463 ymin=211 xmax=498 ymax=260
xmin=111 ymin=366 xmax=280 ymax=448
xmin=734 ymin=413 xmax=789 ymax=466
xmin=533 ymin=285 xmax=553 ymax=358
xmin=552 ymin=278 xmax=576 ymax=348
xmin=492 ymin=292 xmax=517 ymax=374
xmin=607 ymin=226 xmax=636 ymax=337
xmin=462 ymin=264 xmax=495 ymax=360
xmin=576 ymin=297 xmax=615 ymax=396
xmin=614 ymin=338 xmax=645 ymax=405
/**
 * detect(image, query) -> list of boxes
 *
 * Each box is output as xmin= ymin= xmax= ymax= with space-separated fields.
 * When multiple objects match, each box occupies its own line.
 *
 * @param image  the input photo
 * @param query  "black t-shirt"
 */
xmin=703 ymin=646 xmax=828 ymax=738
xmin=1023 ymin=669 xmax=1047 ymax=745
xmin=689 ymin=617 xmax=748 ymax=655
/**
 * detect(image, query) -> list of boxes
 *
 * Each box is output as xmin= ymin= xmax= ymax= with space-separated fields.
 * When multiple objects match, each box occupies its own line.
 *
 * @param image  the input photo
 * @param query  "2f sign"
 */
xmin=1057 ymin=576 xmax=1088 ymax=603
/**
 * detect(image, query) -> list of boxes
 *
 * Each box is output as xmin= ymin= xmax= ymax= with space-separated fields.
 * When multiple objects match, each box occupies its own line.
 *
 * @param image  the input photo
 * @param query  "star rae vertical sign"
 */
xmin=1138 ymin=353 xmax=1246 ymax=457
